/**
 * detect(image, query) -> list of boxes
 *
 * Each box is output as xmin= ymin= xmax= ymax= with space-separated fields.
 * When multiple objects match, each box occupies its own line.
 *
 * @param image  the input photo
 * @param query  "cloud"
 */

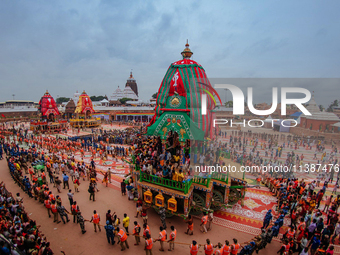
xmin=0 ymin=0 xmax=339 ymax=107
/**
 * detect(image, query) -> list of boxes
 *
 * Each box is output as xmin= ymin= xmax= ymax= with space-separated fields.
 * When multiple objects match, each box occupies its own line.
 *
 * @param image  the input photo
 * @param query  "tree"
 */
xmin=56 ymin=97 xmax=70 ymax=104
xmin=119 ymin=98 xmax=133 ymax=104
xmin=152 ymin=93 xmax=158 ymax=99
xmin=225 ymin=101 xmax=233 ymax=107
xmin=327 ymin=99 xmax=338 ymax=112
xmin=90 ymin=95 xmax=106 ymax=101
xmin=319 ymin=105 xmax=324 ymax=111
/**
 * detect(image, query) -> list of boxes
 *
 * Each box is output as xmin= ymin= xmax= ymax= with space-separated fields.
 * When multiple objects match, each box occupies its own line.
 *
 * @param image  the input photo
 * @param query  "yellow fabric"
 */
xmin=172 ymin=172 xmax=178 ymax=181
xmin=123 ymin=216 xmax=130 ymax=227
xmin=177 ymin=173 xmax=184 ymax=182
xmin=74 ymin=93 xmax=94 ymax=114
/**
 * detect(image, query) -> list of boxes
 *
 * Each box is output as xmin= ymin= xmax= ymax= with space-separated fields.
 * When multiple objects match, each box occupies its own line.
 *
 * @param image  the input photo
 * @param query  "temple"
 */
xmin=38 ymin=90 xmax=60 ymax=121
xmin=74 ymin=90 xmax=95 ymax=118
xmin=299 ymin=93 xmax=339 ymax=132
xmin=72 ymin=90 xmax=81 ymax=106
xmin=125 ymin=71 xmax=138 ymax=96
xmin=70 ymin=90 xmax=100 ymax=128
xmin=30 ymin=91 xmax=67 ymax=133
xmin=147 ymin=41 xmax=220 ymax=141
xmin=110 ymin=72 xmax=139 ymax=102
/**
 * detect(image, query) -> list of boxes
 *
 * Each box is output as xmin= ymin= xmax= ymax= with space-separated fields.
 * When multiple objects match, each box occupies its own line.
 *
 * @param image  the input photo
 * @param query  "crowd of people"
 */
xmin=1 ymin=121 xmax=340 ymax=255
xmin=0 ymin=181 xmax=53 ymax=255
xmin=257 ymin=177 xmax=338 ymax=255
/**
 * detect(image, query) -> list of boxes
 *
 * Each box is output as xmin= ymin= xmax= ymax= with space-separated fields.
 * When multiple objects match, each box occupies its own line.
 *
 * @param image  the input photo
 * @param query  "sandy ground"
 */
xmin=0 ymin=159 xmax=281 ymax=255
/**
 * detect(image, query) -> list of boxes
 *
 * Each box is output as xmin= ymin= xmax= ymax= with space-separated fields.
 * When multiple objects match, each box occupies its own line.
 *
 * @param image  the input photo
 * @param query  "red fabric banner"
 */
xmin=80 ymin=95 xmax=94 ymax=114
xmin=168 ymin=70 xmax=186 ymax=97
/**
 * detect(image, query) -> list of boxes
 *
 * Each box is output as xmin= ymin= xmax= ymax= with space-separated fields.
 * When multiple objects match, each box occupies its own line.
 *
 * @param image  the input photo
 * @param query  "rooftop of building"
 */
xmin=0 ymin=107 xmax=38 ymax=113
xmin=302 ymin=94 xmax=339 ymax=121
xmin=0 ymin=100 xmax=38 ymax=104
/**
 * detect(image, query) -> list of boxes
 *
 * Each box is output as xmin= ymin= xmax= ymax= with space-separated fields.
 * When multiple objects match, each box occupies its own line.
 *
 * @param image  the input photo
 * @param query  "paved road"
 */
xmin=0 ymin=159 xmax=280 ymax=255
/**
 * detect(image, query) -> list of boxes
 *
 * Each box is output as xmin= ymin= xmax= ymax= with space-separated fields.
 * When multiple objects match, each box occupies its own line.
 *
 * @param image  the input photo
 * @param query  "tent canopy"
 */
xmin=290 ymin=112 xmax=302 ymax=117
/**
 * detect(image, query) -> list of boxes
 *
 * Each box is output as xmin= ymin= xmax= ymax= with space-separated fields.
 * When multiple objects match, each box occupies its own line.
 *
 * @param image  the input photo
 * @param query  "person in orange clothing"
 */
xmin=157 ymin=226 xmax=167 ymax=251
xmin=200 ymin=212 xmax=208 ymax=233
xmin=185 ymin=215 xmax=194 ymax=235
xmin=145 ymin=233 xmax=154 ymax=255
xmin=43 ymin=187 xmax=49 ymax=199
xmin=41 ymin=171 xmax=46 ymax=184
xmin=117 ymin=227 xmax=129 ymax=251
xmin=132 ymin=221 xmax=141 ymax=245
xmin=44 ymin=196 xmax=51 ymax=218
xmin=143 ymin=223 xmax=151 ymax=238
xmin=221 ymin=240 xmax=231 ymax=255
xmin=48 ymin=191 xmax=55 ymax=202
xmin=256 ymin=177 xmax=261 ymax=188
xmin=214 ymin=243 xmax=223 ymax=255
xmin=71 ymin=201 xmax=79 ymax=223
xmin=230 ymin=239 xmax=240 ymax=255
xmin=190 ymin=240 xmax=200 ymax=255
xmin=102 ymin=171 xmax=108 ymax=187
xmin=284 ymin=226 xmax=295 ymax=240
xmin=296 ymin=218 xmax=306 ymax=241
xmin=168 ymin=225 xmax=176 ymax=251
xmin=51 ymin=200 xmax=60 ymax=223
xmin=204 ymin=239 xmax=214 ymax=255
xmin=90 ymin=210 xmax=101 ymax=232
xmin=28 ymin=167 xmax=34 ymax=180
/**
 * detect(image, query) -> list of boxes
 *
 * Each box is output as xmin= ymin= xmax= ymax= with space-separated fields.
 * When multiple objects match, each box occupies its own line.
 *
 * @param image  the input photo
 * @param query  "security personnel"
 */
xmin=51 ymin=200 xmax=60 ymax=223
xmin=104 ymin=220 xmax=115 ymax=245
xmin=145 ymin=233 xmax=154 ymax=255
xmin=43 ymin=187 xmax=49 ymax=198
xmin=77 ymin=211 xmax=86 ymax=234
xmin=230 ymin=239 xmax=240 ymax=255
xmin=272 ymin=222 xmax=280 ymax=237
xmin=158 ymin=226 xmax=167 ymax=251
xmin=277 ymin=240 xmax=288 ymax=254
xmin=200 ymin=212 xmax=208 ymax=233
xmin=285 ymin=226 xmax=295 ymax=240
xmin=133 ymin=221 xmax=141 ymax=245
xmin=57 ymin=203 xmax=70 ymax=224
xmin=190 ymin=240 xmax=200 ymax=255
xmin=117 ymin=227 xmax=129 ymax=251
xmin=143 ymin=223 xmax=151 ymax=238
xmin=297 ymin=218 xmax=306 ymax=239
xmin=222 ymin=240 xmax=231 ymax=255
xmin=204 ymin=239 xmax=214 ymax=255
xmin=38 ymin=186 xmax=44 ymax=203
xmin=284 ymin=241 xmax=290 ymax=254
xmin=71 ymin=201 xmax=79 ymax=223
xmin=185 ymin=215 xmax=194 ymax=235
xmin=214 ymin=243 xmax=223 ymax=255
xmin=41 ymin=171 xmax=46 ymax=183
xmin=91 ymin=210 xmax=101 ymax=232
xmin=44 ymin=196 xmax=51 ymax=218
xmin=168 ymin=225 xmax=176 ymax=251
xmin=33 ymin=184 xmax=39 ymax=200
xmin=262 ymin=209 xmax=272 ymax=229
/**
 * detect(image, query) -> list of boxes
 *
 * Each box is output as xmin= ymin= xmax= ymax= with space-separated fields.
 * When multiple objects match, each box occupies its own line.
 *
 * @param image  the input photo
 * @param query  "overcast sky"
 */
xmin=0 ymin=0 xmax=339 ymax=106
